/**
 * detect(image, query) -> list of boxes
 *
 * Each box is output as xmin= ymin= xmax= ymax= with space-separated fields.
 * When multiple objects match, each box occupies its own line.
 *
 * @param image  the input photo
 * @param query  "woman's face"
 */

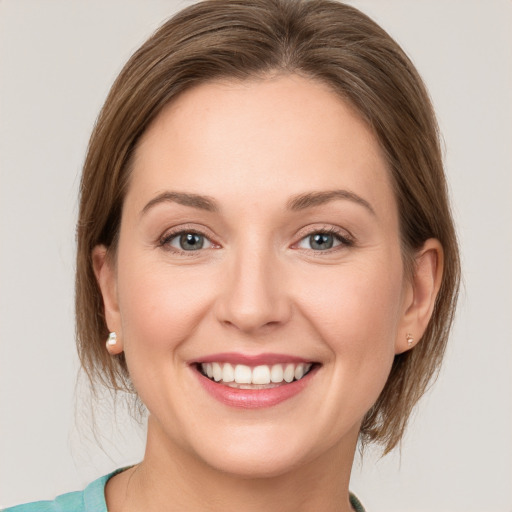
xmin=97 ymin=75 xmax=415 ymax=477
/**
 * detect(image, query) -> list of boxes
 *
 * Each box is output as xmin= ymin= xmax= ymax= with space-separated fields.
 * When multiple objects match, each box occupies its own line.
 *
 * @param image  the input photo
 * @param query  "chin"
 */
xmin=205 ymin=448 xmax=307 ymax=479
xmin=187 ymin=425 xmax=321 ymax=479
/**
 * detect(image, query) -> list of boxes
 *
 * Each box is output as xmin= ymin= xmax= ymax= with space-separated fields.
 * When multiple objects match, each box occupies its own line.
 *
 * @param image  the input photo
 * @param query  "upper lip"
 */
xmin=190 ymin=352 xmax=314 ymax=366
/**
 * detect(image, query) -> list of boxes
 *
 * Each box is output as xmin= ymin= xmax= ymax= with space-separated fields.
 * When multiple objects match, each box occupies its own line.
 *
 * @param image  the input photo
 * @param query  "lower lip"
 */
xmin=195 ymin=367 xmax=318 ymax=409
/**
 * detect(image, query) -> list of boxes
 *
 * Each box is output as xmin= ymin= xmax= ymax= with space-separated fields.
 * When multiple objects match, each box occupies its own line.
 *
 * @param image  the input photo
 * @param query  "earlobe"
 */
xmin=92 ymin=245 xmax=124 ymax=354
xmin=105 ymin=331 xmax=123 ymax=356
xmin=396 ymin=238 xmax=444 ymax=354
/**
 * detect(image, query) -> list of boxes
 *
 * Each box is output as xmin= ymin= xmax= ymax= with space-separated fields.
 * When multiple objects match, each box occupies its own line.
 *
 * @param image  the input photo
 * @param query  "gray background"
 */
xmin=1 ymin=0 xmax=511 ymax=510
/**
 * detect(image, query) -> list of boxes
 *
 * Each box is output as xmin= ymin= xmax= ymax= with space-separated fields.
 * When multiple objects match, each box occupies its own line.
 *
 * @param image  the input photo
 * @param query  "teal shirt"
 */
xmin=2 ymin=470 xmax=366 ymax=511
xmin=1 ymin=470 xmax=121 ymax=512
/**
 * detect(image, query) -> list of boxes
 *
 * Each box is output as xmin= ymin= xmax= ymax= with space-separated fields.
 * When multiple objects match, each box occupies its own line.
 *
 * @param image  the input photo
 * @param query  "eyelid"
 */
xmin=292 ymin=225 xmax=354 ymax=250
xmin=168 ymin=232 xmax=213 ymax=250
xmin=158 ymin=224 xmax=221 ymax=253
xmin=157 ymin=223 xmax=353 ymax=254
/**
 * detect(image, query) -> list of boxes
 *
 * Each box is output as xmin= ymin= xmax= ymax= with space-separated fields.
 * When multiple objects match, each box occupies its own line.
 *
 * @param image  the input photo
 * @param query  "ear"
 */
xmin=396 ymin=238 xmax=444 ymax=354
xmin=92 ymin=245 xmax=124 ymax=355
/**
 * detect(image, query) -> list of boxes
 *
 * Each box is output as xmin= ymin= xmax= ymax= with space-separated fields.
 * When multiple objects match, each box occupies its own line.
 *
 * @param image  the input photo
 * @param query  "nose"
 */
xmin=214 ymin=242 xmax=292 ymax=335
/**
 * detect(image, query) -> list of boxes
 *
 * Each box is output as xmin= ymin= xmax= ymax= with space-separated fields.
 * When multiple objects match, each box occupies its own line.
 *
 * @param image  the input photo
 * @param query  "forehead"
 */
xmin=128 ymin=74 xmax=396 ymax=221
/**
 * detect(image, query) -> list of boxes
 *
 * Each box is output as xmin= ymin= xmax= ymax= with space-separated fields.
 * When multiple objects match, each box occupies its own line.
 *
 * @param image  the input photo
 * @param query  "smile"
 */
xmin=192 ymin=354 xmax=320 ymax=408
xmin=199 ymin=362 xmax=314 ymax=388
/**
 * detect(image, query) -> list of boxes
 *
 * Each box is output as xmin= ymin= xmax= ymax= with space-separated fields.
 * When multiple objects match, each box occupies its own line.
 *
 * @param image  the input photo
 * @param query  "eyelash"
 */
xmin=295 ymin=227 xmax=354 ymax=252
xmin=158 ymin=227 xmax=216 ymax=255
xmin=158 ymin=226 xmax=354 ymax=255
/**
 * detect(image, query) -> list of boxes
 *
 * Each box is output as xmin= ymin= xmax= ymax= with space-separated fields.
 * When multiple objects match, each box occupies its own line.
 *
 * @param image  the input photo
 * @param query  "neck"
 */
xmin=107 ymin=415 xmax=359 ymax=512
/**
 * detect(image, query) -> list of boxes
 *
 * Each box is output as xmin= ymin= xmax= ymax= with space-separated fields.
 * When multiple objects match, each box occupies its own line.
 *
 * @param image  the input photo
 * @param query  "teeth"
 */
xmin=252 ymin=365 xmax=271 ymax=385
xmin=222 ymin=363 xmax=234 ymax=382
xmin=234 ymin=364 xmax=252 ymax=384
xmin=212 ymin=362 xmax=222 ymax=382
xmin=270 ymin=364 xmax=284 ymax=383
xmin=283 ymin=364 xmax=295 ymax=383
xmin=200 ymin=362 xmax=312 ymax=385
xmin=294 ymin=363 xmax=305 ymax=380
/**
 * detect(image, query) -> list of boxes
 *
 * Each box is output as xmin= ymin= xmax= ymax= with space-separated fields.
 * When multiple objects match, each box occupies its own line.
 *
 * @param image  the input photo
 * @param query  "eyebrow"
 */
xmin=141 ymin=188 xmax=375 ymax=217
xmin=141 ymin=191 xmax=219 ymax=215
xmin=287 ymin=189 xmax=376 ymax=216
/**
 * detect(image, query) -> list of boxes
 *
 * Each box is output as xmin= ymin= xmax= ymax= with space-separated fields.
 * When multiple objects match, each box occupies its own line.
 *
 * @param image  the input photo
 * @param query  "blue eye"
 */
xmin=297 ymin=231 xmax=347 ymax=251
xmin=166 ymin=232 xmax=212 ymax=251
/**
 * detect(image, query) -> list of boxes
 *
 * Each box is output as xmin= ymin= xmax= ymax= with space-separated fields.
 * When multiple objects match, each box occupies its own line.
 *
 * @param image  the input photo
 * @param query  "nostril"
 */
xmin=213 ymin=267 xmax=292 ymax=333
xmin=219 ymin=315 xmax=283 ymax=334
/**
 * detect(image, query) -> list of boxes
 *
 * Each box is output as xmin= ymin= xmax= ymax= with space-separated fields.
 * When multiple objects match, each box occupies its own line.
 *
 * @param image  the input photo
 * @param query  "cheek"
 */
xmin=114 ymin=256 xmax=221 ymax=415
xmin=301 ymin=258 xmax=403 ymax=339
xmin=297 ymin=256 xmax=404 ymax=402
xmin=116 ymin=257 xmax=216 ymax=354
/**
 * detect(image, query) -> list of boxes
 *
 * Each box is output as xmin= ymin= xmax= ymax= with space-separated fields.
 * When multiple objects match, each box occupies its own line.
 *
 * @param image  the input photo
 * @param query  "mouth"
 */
xmin=191 ymin=355 xmax=320 ymax=408
xmin=196 ymin=361 xmax=316 ymax=389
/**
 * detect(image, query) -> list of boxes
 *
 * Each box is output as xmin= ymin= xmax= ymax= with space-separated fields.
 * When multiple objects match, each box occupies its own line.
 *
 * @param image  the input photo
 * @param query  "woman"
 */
xmin=3 ymin=0 xmax=460 ymax=510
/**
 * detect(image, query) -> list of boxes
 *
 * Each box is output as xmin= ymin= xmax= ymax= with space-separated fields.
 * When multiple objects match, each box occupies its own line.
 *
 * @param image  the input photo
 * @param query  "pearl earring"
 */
xmin=106 ymin=332 xmax=117 ymax=348
xmin=406 ymin=333 xmax=414 ymax=347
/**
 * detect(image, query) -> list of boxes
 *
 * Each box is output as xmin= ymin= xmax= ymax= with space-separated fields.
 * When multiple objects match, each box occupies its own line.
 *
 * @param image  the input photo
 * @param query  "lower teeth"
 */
xmin=224 ymin=382 xmax=284 ymax=389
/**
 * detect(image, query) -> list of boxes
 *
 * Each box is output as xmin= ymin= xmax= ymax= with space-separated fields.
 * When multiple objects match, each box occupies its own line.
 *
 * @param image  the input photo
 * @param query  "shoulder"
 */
xmin=1 ymin=470 xmax=124 ymax=512
xmin=1 ymin=490 xmax=84 ymax=512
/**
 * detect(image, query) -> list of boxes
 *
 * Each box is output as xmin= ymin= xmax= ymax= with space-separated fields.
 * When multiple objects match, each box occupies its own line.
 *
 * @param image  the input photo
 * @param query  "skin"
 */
xmin=93 ymin=74 xmax=442 ymax=512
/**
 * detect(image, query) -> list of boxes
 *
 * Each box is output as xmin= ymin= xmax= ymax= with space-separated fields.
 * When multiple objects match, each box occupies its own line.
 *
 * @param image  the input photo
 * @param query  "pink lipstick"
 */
xmin=190 ymin=353 xmax=319 ymax=408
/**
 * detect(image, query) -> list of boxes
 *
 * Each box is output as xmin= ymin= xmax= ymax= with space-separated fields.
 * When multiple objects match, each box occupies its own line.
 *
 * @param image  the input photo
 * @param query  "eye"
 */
xmin=165 ymin=231 xmax=213 ymax=251
xmin=296 ymin=231 xmax=350 ymax=251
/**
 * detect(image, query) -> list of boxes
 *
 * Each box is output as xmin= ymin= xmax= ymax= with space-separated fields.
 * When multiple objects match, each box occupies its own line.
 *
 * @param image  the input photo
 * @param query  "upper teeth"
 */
xmin=200 ymin=362 xmax=312 ymax=385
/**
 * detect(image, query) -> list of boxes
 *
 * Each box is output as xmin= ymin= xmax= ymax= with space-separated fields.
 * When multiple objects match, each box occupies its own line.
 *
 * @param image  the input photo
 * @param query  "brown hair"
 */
xmin=76 ymin=0 xmax=460 ymax=453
